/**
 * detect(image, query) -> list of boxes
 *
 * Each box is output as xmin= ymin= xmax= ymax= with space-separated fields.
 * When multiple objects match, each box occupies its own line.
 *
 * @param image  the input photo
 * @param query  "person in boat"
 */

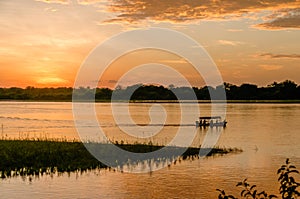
xmin=210 ymin=119 xmax=214 ymax=127
xmin=203 ymin=120 xmax=207 ymax=126
xmin=199 ymin=119 xmax=203 ymax=126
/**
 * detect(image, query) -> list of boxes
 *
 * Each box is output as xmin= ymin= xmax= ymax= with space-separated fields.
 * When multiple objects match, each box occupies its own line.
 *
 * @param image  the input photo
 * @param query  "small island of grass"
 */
xmin=0 ymin=139 xmax=242 ymax=178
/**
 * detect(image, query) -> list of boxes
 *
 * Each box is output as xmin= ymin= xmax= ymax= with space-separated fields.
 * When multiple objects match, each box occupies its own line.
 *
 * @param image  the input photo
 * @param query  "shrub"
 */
xmin=217 ymin=159 xmax=300 ymax=199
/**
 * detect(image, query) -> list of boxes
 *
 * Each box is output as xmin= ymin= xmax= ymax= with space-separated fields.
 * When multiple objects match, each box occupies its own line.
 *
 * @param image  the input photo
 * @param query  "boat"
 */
xmin=195 ymin=116 xmax=227 ymax=128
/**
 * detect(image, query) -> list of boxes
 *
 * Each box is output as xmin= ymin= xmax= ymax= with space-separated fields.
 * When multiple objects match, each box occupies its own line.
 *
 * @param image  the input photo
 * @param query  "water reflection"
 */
xmin=0 ymin=102 xmax=300 ymax=198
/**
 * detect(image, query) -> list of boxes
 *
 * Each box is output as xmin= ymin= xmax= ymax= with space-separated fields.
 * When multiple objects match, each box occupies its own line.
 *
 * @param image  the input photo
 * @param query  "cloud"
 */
xmin=260 ymin=53 xmax=300 ymax=59
xmin=108 ymin=79 xmax=118 ymax=83
xmin=218 ymin=40 xmax=244 ymax=46
xmin=105 ymin=0 xmax=300 ymax=27
xmin=36 ymin=77 xmax=69 ymax=84
xmin=259 ymin=64 xmax=283 ymax=71
xmin=160 ymin=59 xmax=188 ymax=64
xmin=35 ymin=0 xmax=69 ymax=4
xmin=227 ymin=29 xmax=244 ymax=32
xmin=256 ymin=8 xmax=300 ymax=29
xmin=33 ymin=0 xmax=300 ymax=29
xmin=77 ymin=0 xmax=102 ymax=4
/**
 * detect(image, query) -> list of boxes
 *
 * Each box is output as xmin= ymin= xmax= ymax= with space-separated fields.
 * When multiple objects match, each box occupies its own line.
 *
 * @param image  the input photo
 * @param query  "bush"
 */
xmin=217 ymin=159 xmax=300 ymax=199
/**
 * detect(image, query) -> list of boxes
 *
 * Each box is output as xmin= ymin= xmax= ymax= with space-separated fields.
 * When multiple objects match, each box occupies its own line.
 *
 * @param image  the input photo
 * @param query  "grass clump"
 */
xmin=0 ymin=140 xmax=104 ymax=178
xmin=0 ymin=139 xmax=242 ymax=178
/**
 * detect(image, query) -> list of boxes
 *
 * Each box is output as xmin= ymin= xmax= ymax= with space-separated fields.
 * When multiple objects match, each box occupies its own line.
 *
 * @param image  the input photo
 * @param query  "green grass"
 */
xmin=0 ymin=139 xmax=242 ymax=178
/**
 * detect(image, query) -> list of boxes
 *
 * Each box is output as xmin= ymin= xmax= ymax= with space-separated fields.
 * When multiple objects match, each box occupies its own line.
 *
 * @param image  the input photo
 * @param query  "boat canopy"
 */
xmin=199 ymin=116 xmax=222 ymax=120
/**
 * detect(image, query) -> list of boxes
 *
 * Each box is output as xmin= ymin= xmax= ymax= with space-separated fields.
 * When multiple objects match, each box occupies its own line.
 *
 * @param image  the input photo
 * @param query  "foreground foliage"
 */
xmin=217 ymin=159 xmax=300 ymax=199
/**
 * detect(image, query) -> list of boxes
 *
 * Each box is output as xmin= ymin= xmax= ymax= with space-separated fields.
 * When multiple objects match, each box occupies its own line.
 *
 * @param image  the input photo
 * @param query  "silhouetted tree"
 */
xmin=0 ymin=80 xmax=299 ymax=101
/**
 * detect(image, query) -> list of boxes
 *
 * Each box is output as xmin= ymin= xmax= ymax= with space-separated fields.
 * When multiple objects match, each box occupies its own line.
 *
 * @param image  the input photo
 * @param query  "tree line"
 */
xmin=0 ymin=80 xmax=299 ymax=101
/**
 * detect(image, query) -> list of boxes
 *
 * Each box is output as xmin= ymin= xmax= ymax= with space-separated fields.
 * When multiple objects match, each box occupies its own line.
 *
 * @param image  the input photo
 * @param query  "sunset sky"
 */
xmin=0 ymin=0 xmax=299 ymax=88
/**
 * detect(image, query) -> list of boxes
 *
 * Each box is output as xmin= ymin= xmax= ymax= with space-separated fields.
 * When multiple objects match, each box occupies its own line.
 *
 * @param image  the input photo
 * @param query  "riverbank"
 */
xmin=0 ymin=139 xmax=242 ymax=178
xmin=1 ymin=99 xmax=300 ymax=103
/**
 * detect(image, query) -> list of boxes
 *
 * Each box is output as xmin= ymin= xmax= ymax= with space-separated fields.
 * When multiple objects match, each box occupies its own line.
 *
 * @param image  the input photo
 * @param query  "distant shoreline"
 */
xmin=1 ymin=100 xmax=300 ymax=103
xmin=1 ymin=80 xmax=299 ymax=102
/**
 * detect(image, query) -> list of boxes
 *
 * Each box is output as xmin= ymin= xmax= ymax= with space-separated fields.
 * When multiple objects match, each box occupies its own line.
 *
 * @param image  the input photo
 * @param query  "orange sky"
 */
xmin=0 ymin=0 xmax=299 ymax=88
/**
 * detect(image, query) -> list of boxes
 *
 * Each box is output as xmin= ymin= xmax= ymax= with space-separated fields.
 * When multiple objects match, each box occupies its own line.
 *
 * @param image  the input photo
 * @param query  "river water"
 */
xmin=0 ymin=102 xmax=299 ymax=198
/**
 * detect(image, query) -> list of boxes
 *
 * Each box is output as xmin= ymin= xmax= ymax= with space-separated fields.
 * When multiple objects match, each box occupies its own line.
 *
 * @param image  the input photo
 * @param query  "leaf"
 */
xmin=289 ymin=176 xmax=295 ymax=183
xmin=268 ymin=195 xmax=278 ymax=198
xmin=258 ymin=191 xmax=267 ymax=197
xmin=288 ymin=169 xmax=299 ymax=174
xmin=245 ymin=192 xmax=252 ymax=197
xmin=281 ymin=165 xmax=287 ymax=168
xmin=250 ymin=185 xmax=257 ymax=191
xmin=289 ymin=165 xmax=296 ymax=169
xmin=236 ymin=182 xmax=243 ymax=187
xmin=241 ymin=190 xmax=246 ymax=197
xmin=278 ymin=174 xmax=284 ymax=181
xmin=252 ymin=190 xmax=257 ymax=197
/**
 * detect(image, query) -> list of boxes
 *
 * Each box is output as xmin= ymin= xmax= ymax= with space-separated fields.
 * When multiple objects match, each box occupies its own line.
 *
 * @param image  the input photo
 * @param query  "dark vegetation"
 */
xmin=0 ymin=139 xmax=241 ymax=178
xmin=0 ymin=80 xmax=299 ymax=101
xmin=217 ymin=159 xmax=300 ymax=199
